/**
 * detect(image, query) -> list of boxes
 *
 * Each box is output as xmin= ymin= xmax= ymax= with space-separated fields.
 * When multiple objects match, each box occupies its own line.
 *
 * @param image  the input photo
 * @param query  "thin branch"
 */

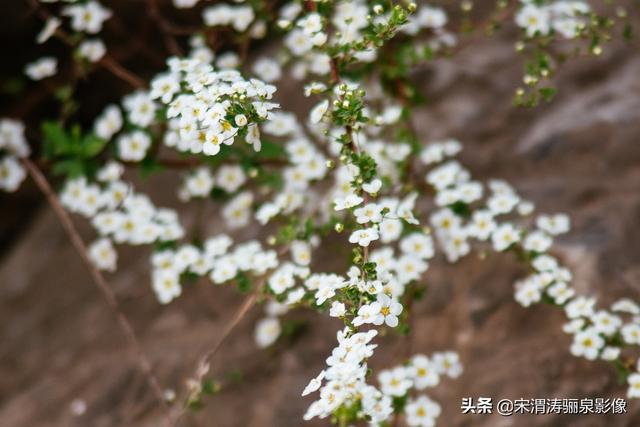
xmin=147 ymin=0 xmax=186 ymax=56
xmin=21 ymin=158 xmax=174 ymax=427
xmin=198 ymin=290 xmax=259 ymax=372
xmin=174 ymin=288 xmax=260 ymax=423
xmin=99 ymin=55 xmax=147 ymax=89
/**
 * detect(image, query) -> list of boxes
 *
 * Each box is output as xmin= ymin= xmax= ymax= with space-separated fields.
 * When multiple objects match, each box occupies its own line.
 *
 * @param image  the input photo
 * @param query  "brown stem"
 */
xmin=147 ymin=0 xmax=186 ymax=56
xmin=21 ymin=158 xmax=174 ymax=427
xmin=330 ymin=58 xmax=340 ymax=85
xmin=99 ymin=55 xmax=147 ymax=89
xmin=198 ymin=291 xmax=259 ymax=372
xmin=175 ymin=289 xmax=259 ymax=423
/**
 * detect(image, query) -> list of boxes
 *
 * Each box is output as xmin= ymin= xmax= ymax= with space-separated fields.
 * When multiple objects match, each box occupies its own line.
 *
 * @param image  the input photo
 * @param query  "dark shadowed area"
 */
xmin=1 ymin=1 xmax=640 ymax=426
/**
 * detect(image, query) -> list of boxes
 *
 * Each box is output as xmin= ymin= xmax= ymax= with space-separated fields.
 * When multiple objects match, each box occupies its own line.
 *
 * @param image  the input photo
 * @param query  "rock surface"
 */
xmin=2 ymin=6 xmax=640 ymax=427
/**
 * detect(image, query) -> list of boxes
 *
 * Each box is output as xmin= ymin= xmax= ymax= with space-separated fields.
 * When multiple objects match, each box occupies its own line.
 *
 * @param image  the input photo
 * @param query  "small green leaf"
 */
xmin=81 ymin=134 xmax=108 ymax=158
xmin=42 ymin=121 xmax=69 ymax=158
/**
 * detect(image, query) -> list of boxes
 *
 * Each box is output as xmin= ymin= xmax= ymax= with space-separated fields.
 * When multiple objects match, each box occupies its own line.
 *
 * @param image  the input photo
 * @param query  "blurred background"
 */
xmin=2 ymin=1 xmax=640 ymax=426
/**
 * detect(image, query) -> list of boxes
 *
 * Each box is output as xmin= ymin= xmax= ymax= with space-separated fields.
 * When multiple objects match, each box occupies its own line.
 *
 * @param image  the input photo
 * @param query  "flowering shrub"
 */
xmin=3 ymin=0 xmax=638 ymax=425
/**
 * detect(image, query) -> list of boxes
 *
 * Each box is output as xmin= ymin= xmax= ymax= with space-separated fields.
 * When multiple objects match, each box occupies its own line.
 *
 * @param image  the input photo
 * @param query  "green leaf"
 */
xmin=81 ymin=134 xmax=108 ymax=158
xmin=139 ymin=157 xmax=164 ymax=178
xmin=538 ymin=87 xmax=557 ymax=103
xmin=41 ymin=121 xmax=70 ymax=158
xmin=255 ymin=139 xmax=285 ymax=159
xmin=51 ymin=158 xmax=85 ymax=178
xmin=235 ymin=272 xmax=252 ymax=293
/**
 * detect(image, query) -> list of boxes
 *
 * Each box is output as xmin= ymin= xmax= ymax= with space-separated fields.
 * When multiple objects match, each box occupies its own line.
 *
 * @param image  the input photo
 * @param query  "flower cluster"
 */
xmin=302 ymin=329 xmax=387 ymax=422
xmin=516 ymin=0 xmax=590 ymax=38
xmin=60 ymin=161 xmax=184 ymax=273
xmin=303 ymin=346 xmax=462 ymax=426
xmin=154 ymin=57 xmax=278 ymax=156
xmin=26 ymin=0 xmax=112 ymax=80
xmin=421 ymin=139 xmax=640 ymax=399
xmin=150 ymin=236 xmax=279 ymax=304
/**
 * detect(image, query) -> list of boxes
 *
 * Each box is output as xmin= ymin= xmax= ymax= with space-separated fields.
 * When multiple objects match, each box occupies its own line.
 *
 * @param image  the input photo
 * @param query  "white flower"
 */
xmin=252 ymin=58 xmax=281 ymax=82
xmin=349 ymin=227 xmax=379 ymax=247
xmin=516 ymin=4 xmax=551 ymax=37
xmin=410 ymin=355 xmax=440 ymax=389
xmin=37 ymin=17 xmax=61 ymax=44
xmin=536 ymin=214 xmax=570 ymax=235
xmin=487 ymin=193 xmax=519 ymax=215
xmin=517 ymin=201 xmax=535 ymax=216
xmin=182 ymin=167 xmax=214 ymax=199
xmin=117 ymin=131 xmax=151 ymax=162
xmin=377 ymin=293 xmax=403 ymax=327
xmin=627 ymin=373 xmax=640 ymax=399
xmin=491 ymin=223 xmax=521 ymax=252
xmin=334 ymin=194 xmax=364 ymax=210
xmin=291 ymin=240 xmax=311 ymax=266
xmin=203 ymin=4 xmax=255 ymax=32
xmin=298 ymin=13 xmax=323 ymax=35
xmin=417 ymin=6 xmax=447 ymax=29
xmin=362 ymin=179 xmax=382 ymax=195
xmin=570 ymin=327 xmax=604 ymax=360
xmin=354 ymin=203 xmax=383 ymax=224
xmin=612 ymin=299 xmax=640 ymax=315
xmin=150 ymin=73 xmax=180 ymax=104
xmin=515 ymin=278 xmax=542 ymax=307
xmin=173 ymin=0 xmax=199 ymax=8
xmin=123 ymin=91 xmax=156 ymax=127
xmin=210 ymin=256 xmax=238 ymax=284
xmin=223 ymin=191 xmax=253 ymax=228
xmin=432 ymin=351 xmax=463 ymax=378
xmin=62 ymin=1 xmax=112 ymax=34
xmin=78 ymin=39 xmax=106 ymax=62
xmin=329 ymin=301 xmax=346 ymax=317
xmin=310 ymin=100 xmax=329 ymax=124
xmin=523 ymin=230 xmax=552 ymax=253
xmin=0 ymin=119 xmax=29 ymax=157
xmin=216 ymin=165 xmax=246 ymax=193
xmin=285 ymin=29 xmax=313 ymax=56
xmin=94 ymin=105 xmax=123 ymax=140
xmin=314 ymin=283 xmax=336 ymax=305
xmin=467 ymin=210 xmax=496 ymax=240
xmin=622 ymin=323 xmax=640 ymax=345
xmin=255 ymin=317 xmax=281 ymax=348
xmin=591 ymin=310 xmax=622 ymax=337
xmin=379 ymin=218 xmax=402 ymax=243
xmin=0 ymin=157 xmax=27 ymax=192
xmin=565 ymin=296 xmax=596 ymax=319
xmin=234 ymin=114 xmax=248 ymax=127
xmin=353 ymin=302 xmax=383 ymax=326
xmin=302 ymin=370 xmax=325 ymax=396
xmin=152 ymin=270 xmax=182 ymax=304
xmin=25 ymin=57 xmax=57 ymax=80
xmin=269 ymin=269 xmax=295 ymax=294
xmin=405 ymin=395 xmax=441 ymax=427
xmin=397 ymin=193 xmax=419 ymax=225
xmin=88 ymin=238 xmax=117 ymax=271
xmin=400 ymin=233 xmax=434 ymax=260
xmin=395 ymin=255 xmax=428 ymax=285
xmin=547 ymin=282 xmax=575 ymax=305
xmin=378 ymin=366 xmax=412 ymax=397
